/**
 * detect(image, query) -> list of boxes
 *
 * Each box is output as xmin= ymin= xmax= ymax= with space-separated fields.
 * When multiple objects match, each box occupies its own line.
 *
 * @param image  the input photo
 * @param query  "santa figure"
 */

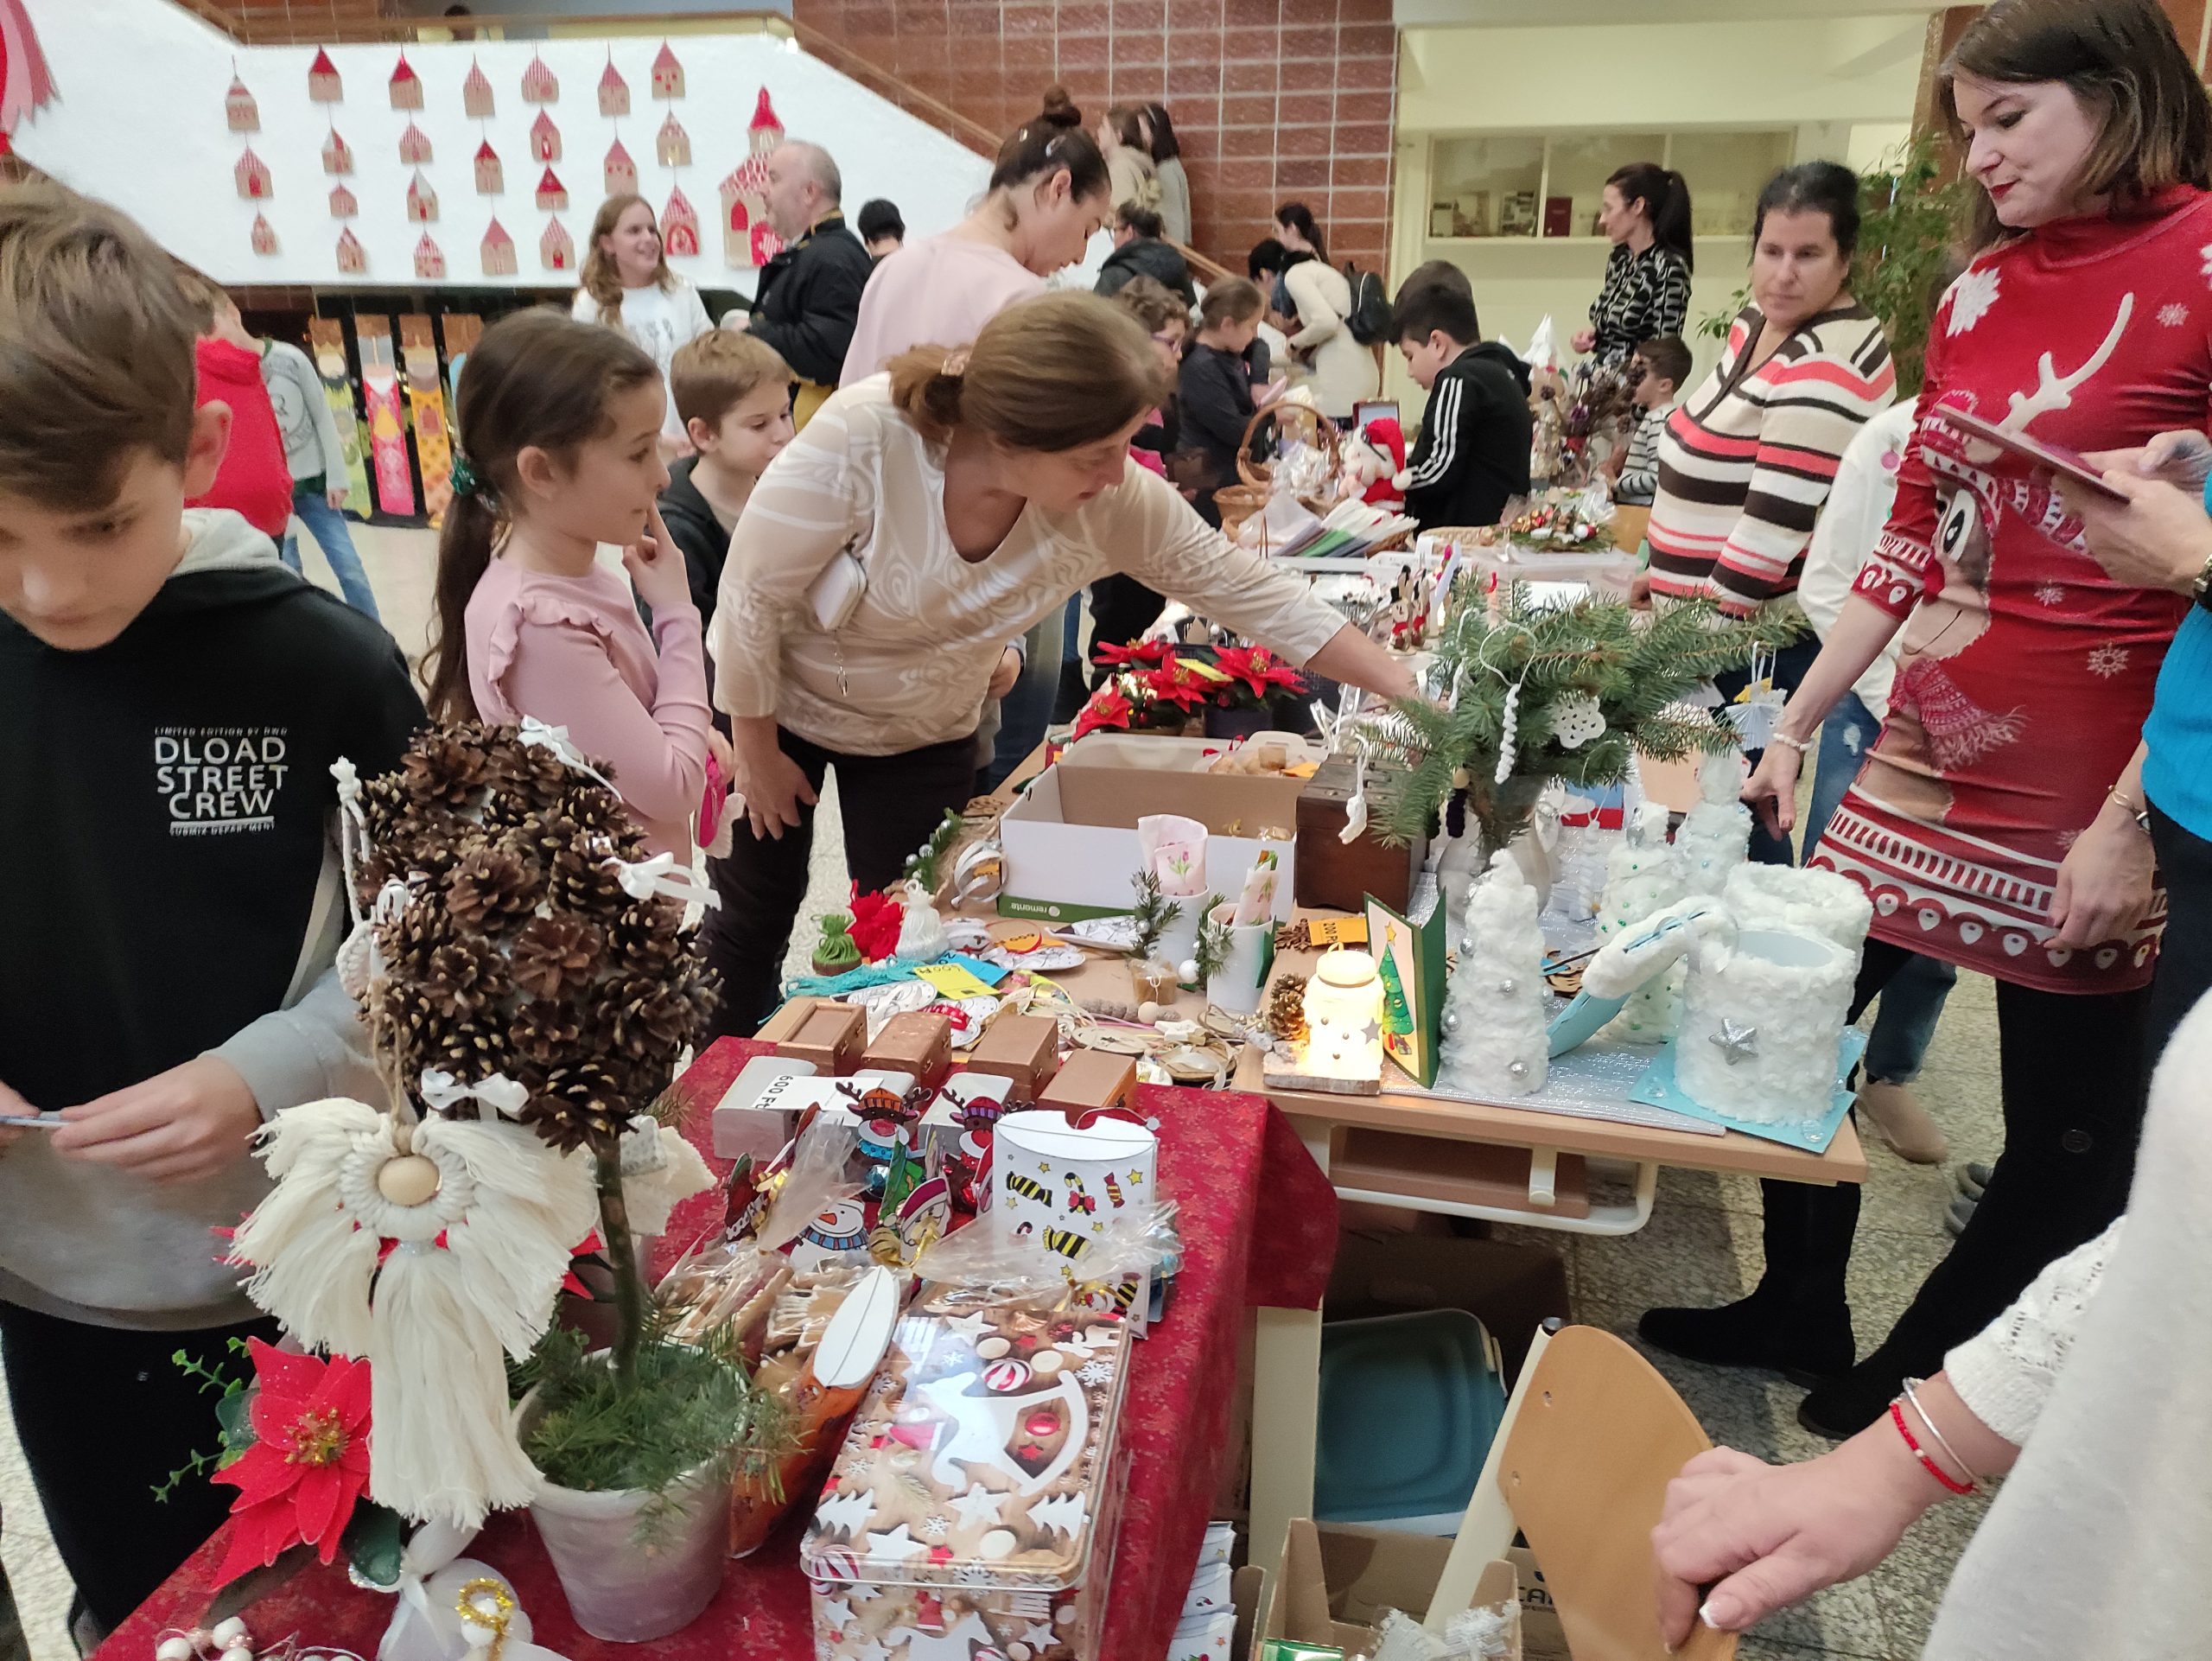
xmin=1340 ymin=416 xmax=1407 ymax=512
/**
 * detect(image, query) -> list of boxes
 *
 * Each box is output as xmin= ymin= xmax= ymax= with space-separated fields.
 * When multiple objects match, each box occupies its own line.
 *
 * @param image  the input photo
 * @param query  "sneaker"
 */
xmin=1857 ymin=1080 xmax=1948 ymax=1164
xmin=1955 ymin=1160 xmax=1992 ymax=1200
xmin=1638 ymin=1295 xmax=1854 ymax=1388
xmin=1944 ymin=1194 xmax=1977 ymax=1238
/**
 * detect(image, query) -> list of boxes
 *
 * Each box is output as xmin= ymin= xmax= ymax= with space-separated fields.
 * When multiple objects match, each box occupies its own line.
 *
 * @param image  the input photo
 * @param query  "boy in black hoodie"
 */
xmin=0 ymin=185 xmax=422 ymax=1640
xmin=658 ymin=328 xmax=796 ymax=629
xmin=1392 ymin=277 xmax=1533 ymax=529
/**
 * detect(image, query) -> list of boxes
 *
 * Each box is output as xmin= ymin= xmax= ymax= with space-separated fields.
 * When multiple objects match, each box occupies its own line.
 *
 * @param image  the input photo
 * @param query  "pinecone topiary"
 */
xmin=512 ymin=915 xmax=606 ymax=1001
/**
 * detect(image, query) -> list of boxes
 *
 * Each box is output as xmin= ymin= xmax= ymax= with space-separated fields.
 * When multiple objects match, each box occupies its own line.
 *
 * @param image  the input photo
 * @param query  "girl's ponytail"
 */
xmin=887 ymin=343 xmax=967 ymax=444
xmin=1655 ymin=167 xmax=1695 ymax=274
xmin=423 ymin=480 xmax=499 ymax=719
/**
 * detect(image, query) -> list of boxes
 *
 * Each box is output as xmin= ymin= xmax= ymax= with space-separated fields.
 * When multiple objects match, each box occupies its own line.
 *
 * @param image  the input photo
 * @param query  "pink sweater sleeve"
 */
xmin=498 ymin=600 xmax=712 ymax=832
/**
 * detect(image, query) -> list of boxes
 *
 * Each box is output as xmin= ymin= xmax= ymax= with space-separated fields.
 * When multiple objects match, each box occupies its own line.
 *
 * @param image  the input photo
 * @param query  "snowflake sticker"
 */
xmin=2088 ymin=645 xmax=2130 ymax=678
xmin=1945 ymin=265 xmax=2001 ymax=334
xmin=2160 ymin=301 xmax=2192 ymax=328
xmin=2035 ymin=583 xmax=2066 ymax=607
xmin=1553 ymin=691 xmax=1606 ymax=750
xmin=921 ymin=1513 xmax=950 ymax=1537
xmin=1077 ymin=1359 xmax=1114 ymax=1386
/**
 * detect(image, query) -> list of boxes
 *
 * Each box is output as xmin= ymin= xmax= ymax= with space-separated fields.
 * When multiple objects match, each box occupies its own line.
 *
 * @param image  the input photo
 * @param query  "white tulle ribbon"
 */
xmin=515 ymin=716 xmax=616 ymax=791
xmin=418 ymin=1068 xmax=531 ymax=1120
xmin=605 ymin=851 xmax=722 ymax=910
xmin=332 ymin=756 xmax=371 ymax=927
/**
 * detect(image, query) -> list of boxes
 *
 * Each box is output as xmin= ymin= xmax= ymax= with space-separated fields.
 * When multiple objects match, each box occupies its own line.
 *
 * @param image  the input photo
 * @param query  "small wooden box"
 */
xmin=1295 ymin=755 xmax=1427 ymax=913
xmin=1037 ymin=1048 xmax=1136 ymax=1114
xmin=863 ymin=1012 xmax=952 ymax=1088
xmin=965 ymin=1014 xmax=1061 ymax=1104
xmin=757 ymin=996 xmax=834 ymax=1047
xmin=780 ymin=1002 xmax=866 ymax=1073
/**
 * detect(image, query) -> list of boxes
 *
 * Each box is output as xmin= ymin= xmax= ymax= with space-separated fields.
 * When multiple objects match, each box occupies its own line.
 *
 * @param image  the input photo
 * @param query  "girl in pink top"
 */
xmin=424 ymin=309 xmax=715 ymax=858
xmin=840 ymin=123 xmax=1115 ymax=385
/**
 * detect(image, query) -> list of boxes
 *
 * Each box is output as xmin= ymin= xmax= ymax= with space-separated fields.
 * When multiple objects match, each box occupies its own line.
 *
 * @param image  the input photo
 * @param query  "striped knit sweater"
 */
xmin=1646 ymin=302 xmax=1895 ymax=616
xmin=1588 ymin=242 xmax=1692 ymax=366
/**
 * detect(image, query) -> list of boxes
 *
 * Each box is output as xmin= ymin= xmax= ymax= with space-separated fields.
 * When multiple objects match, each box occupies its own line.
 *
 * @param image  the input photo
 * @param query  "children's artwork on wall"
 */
xmin=603 ymin=137 xmax=635 ymax=197
xmin=529 ymin=109 xmax=560 ymax=163
xmin=307 ymin=317 xmax=372 ymax=512
xmin=398 ymin=120 xmax=432 ymax=165
xmin=596 ymin=56 xmax=627 ymax=118
xmin=401 ymin=314 xmax=452 ymax=523
xmin=406 ymin=171 xmax=437 ymax=223
xmin=480 ymin=218 xmax=516 ymax=277
xmin=462 ymin=58 xmax=493 ymax=120
xmin=321 ymin=128 xmax=353 ymax=175
xmin=719 ymin=86 xmax=785 ymax=269
xmin=226 ymin=74 xmax=258 ymax=133
xmin=661 ymin=185 xmax=699 ymax=258
xmin=307 ymin=48 xmax=340 ymax=104
xmin=540 ymin=216 xmax=573 ymax=272
xmin=521 ymin=51 xmax=557 ymax=105
xmin=413 ymin=233 xmax=445 ymax=282
xmin=534 ymin=168 xmax=566 ymax=211
xmin=234 ymin=146 xmax=270 ymax=200
xmin=441 ymin=314 xmax=482 ymax=417
xmin=656 ymin=111 xmax=689 ymax=169
xmin=388 ymin=53 xmax=422 ymax=111
xmin=651 ymin=41 xmax=683 ymax=99
xmin=250 ymin=212 xmax=276 ymax=256
xmin=474 ymin=140 xmax=501 ymax=194
xmin=355 ymin=315 xmax=416 ymax=516
xmin=329 ymin=181 xmax=356 ymax=219
xmin=335 ymin=226 xmax=366 ymax=275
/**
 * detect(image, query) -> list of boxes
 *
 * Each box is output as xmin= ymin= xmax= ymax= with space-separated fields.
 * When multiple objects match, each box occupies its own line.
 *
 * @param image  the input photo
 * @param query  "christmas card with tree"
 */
xmin=1365 ymin=895 xmax=1446 ymax=1086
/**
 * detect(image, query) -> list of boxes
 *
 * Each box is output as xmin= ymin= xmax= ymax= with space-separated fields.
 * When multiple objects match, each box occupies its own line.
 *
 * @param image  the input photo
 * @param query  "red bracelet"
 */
xmin=1890 ymin=1399 xmax=1976 ymax=1495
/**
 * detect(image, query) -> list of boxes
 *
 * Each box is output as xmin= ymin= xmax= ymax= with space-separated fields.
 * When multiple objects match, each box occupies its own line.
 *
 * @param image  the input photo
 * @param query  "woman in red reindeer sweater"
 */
xmin=1643 ymin=0 xmax=2212 ymax=1438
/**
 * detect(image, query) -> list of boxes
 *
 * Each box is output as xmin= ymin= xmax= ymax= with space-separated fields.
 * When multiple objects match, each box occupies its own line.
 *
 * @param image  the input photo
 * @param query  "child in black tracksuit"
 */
xmin=1391 ymin=278 xmax=1533 ymax=528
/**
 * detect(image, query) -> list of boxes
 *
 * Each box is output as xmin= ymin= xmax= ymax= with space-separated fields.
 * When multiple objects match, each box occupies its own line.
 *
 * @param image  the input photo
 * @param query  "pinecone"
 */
xmin=524 ymin=1060 xmax=630 ymax=1152
xmin=546 ymin=840 xmax=628 ymax=919
xmin=423 ymin=939 xmax=510 ymax=1018
xmin=429 ymin=1015 xmax=515 ymax=1082
xmin=401 ymin=729 xmax=490 ymax=809
xmin=557 ymin=780 xmax=634 ymax=844
xmin=445 ymin=846 xmax=539 ymax=931
xmin=512 ymin=998 xmax=586 ymax=1066
xmin=485 ymin=730 xmax=573 ymax=800
xmin=378 ymin=904 xmax=454 ymax=981
xmin=512 ymin=915 xmax=606 ymax=1000
xmin=603 ymin=974 xmax=700 ymax=1061
xmin=1267 ymin=973 xmax=1309 ymax=1045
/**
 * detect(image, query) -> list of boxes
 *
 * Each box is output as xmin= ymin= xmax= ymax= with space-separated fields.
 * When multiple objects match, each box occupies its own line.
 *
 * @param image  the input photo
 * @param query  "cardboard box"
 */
xmin=1326 ymin=1231 xmax=1571 ymax=1386
xmin=1264 ymin=1519 xmax=1522 ymax=1658
xmin=1000 ymin=739 xmax=1301 ymax=922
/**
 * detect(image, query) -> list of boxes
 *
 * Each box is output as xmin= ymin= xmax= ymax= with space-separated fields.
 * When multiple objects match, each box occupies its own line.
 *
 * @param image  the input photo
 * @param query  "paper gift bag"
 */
xmin=994 ymin=1113 xmax=1160 ymax=1327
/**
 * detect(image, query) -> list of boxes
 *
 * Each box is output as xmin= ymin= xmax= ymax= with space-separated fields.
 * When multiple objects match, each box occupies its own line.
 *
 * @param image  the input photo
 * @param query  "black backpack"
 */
xmin=1344 ymin=260 xmax=1394 ymax=347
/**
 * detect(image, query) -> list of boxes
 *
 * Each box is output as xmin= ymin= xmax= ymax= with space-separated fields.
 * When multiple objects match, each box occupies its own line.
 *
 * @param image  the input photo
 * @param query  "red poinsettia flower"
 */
xmin=1137 ymin=657 xmax=1211 ymax=713
xmin=1211 ymin=645 xmax=1307 ymax=706
xmin=1092 ymin=639 xmax=1172 ymax=670
xmin=1072 ymin=685 xmax=1137 ymax=741
xmin=212 ymin=1340 xmax=372 ymax=1586
xmin=848 ymin=882 xmax=904 ymax=962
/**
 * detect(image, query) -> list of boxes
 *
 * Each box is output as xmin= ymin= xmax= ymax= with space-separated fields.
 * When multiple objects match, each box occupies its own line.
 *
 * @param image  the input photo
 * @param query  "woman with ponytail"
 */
xmin=706 ymin=291 xmax=1416 ymax=1034
xmin=571 ymin=194 xmax=712 ymax=454
xmin=1574 ymin=162 xmax=1694 ymax=363
xmin=427 ymin=309 xmax=716 ymax=858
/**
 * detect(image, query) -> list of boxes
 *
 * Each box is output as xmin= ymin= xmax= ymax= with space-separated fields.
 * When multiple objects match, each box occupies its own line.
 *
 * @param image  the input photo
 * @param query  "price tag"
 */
xmin=912 ymin=964 xmax=1001 ymax=1001
xmin=1306 ymin=916 xmax=1370 ymax=947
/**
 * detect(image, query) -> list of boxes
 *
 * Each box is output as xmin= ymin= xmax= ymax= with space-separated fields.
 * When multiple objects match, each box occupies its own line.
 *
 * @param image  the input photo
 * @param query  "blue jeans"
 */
xmin=280 ymin=483 xmax=382 ymax=620
xmin=1808 ymin=689 xmax=1956 ymax=1084
xmin=982 ymin=605 xmax=1069 ymax=792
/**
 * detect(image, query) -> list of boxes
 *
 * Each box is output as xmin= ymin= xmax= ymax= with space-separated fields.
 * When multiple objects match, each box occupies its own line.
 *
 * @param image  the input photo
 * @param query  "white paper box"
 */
xmin=709 ymin=1056 xmax=817 ymax=1159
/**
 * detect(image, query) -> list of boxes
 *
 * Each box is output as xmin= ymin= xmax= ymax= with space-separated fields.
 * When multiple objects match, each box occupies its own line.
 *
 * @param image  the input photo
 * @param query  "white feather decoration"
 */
xmin=229 ymin=1098 xmax=599 ymax=1531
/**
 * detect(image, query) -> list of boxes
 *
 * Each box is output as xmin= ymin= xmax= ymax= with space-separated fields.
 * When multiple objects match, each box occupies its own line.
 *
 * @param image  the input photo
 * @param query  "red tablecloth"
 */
xmin=100 ymin=1038 xmax=1336 ymax=1661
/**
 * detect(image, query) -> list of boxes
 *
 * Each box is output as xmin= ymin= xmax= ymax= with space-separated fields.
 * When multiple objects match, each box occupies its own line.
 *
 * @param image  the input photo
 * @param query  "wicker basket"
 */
xmin=1221 ymin=402 xmax=1342 ymax=552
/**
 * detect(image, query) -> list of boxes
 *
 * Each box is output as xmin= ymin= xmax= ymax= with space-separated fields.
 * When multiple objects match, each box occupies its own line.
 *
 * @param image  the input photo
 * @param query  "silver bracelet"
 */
xmin=1768 ymin=731 xmax=1812 ymax=755
xmin=1900 ymin=1377 xmax=1984 ymax=1489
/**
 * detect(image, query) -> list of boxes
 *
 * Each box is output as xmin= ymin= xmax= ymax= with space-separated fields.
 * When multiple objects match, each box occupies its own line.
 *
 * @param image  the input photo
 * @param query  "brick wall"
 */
xmin=789 ymin=0 xmax=1399 ymax=273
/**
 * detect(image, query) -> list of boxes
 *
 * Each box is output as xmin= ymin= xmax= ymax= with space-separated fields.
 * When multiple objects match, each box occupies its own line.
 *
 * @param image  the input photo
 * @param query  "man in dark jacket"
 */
xmin=1392 ymin=277 xmax=1533 ymax=529
xmin=1094 ymin=204 xmax=1195 ymax=306
xmin=744 ymin=140 xmax=869 ymax=429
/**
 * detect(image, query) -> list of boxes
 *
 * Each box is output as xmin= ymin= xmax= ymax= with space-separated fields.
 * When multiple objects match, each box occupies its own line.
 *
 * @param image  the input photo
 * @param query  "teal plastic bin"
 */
xmin=1313 ymin=1308 xmax=1507 ymax=1534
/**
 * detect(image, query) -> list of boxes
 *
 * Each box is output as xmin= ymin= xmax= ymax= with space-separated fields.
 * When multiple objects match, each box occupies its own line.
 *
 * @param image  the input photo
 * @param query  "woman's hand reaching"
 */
xmin=1741 ymin=740 xmax=1805 ymax=841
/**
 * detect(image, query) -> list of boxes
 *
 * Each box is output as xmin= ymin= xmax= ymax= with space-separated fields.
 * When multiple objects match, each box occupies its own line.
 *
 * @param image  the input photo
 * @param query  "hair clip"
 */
xmin=942 ymin=348 xmax=972 ymax=378
xmin=448 ymin=451 xmax=494 ymax=506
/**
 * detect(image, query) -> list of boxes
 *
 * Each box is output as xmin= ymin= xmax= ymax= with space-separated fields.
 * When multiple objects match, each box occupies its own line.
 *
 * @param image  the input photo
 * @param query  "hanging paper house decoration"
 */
xmin=462 ymin=58 xmax=494 ymax=120
xmin=235 ymin=147 xmax=272 ymax=200
xmin=336 ymin=227 xmax=367 ymax=274
xmin=389 ymin=53 xmax=423 ymax=111
xmin=596 ymin=58 xmax=628 ymax=118
xmin=529 ymin=109 xmax=560 ymax=163
xmin=651 ymin=41 xmax=683 ymax=99
xmin=655 ymin=111 xmax=690 ymax=169
xmin=661 ymin=185 xmax=699 ymax=257
xmin=481 ymin=218 xmax=517 ymax=277
xmin=540 ymin=217 xmax=574 ymax=273
xmin=397 ymin=120 xmax=432 ymax=165
xmin=0 ymin=0 xmax=59 ymax=151
xmin=307 ymin=48 xmax=342 ymax=104
xmin=414 ymin=232 xmax=447 ymax=281
xmin=521 ymin=52 xmax=557 ymax=105
xmin=329 ymin=181 xmax=357 ymax=219
xmin=474 ymin=140 xmax=502 ymax=195
xmin=226 ymin=75 xmax=259 ymax=133
xmin=603 ymin=137 xmax=636 ymax=197
xmin=322 ymin=129 xmax=353 ymax=175
xmin=534 ymin=167 xmax=567 ymax=211
xmin=250 ymin=213 xmax=278 ymax=256
xmin=407 ymin=171 xmax=438 ymax=223
xmin=720 ymin=86 xmax=785 ymax=268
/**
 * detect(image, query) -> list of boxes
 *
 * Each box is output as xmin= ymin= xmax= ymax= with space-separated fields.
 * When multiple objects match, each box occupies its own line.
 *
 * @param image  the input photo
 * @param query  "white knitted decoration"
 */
xmin=1723 ymin=862 xmax=1872 ymax=953
xmin=1677 ymin=751 xmax=1752 ymax=898
xmin=1439 ymin=852 xmax=1549 ymax=1096
xmin=1597 ymin=803 xmax=1687 ymax=1041
xmin=1676 ymin=926 xmax=1857 ymax=1124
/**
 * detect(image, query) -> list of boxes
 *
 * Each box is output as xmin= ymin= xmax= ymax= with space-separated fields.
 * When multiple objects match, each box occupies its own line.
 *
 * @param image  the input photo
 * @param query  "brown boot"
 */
xmin=1856 ymin=1079 xmax=1948 ymax=1164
